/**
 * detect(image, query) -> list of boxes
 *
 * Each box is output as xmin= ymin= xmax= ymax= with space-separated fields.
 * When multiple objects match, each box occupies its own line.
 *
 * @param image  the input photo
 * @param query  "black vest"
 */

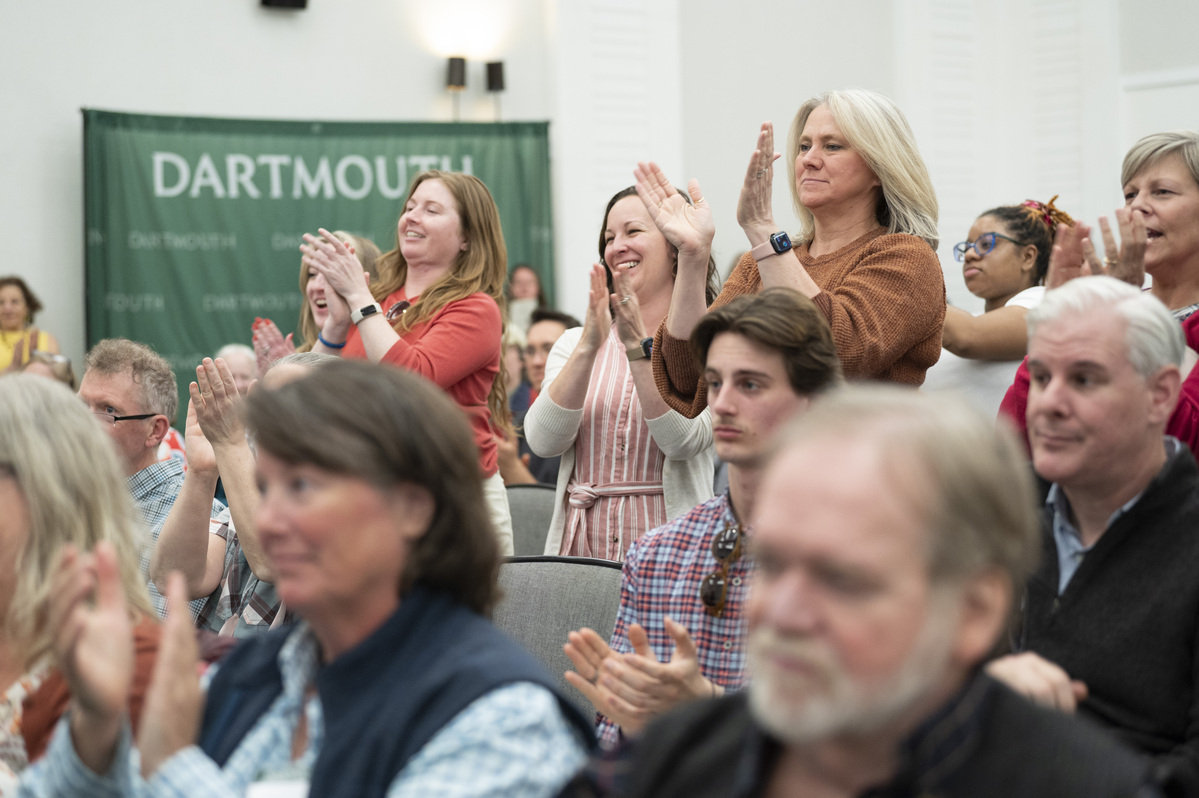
xmin=200 ymin=586 xmax=593 ymax=797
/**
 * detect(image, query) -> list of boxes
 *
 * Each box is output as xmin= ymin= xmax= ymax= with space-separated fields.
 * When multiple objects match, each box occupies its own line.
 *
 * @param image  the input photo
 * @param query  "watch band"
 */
xmin=750 ymin=231 xmax=792 ymax=261
xmin=626 ymin=337 xmax=653 ymax=361
xmin=350 ymin=302 xmax=383 ymax=325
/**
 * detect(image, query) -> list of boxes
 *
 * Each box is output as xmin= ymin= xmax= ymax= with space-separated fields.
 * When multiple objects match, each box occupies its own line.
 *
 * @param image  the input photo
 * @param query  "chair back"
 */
xmin=493 ymin=555 xmax=624 ymax=719
xmin=506 ymin=483 xmax=556 ymax=556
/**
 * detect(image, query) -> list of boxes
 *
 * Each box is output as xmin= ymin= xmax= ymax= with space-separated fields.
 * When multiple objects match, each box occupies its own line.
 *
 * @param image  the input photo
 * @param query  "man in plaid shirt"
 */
xmin=565 ymin=289 xmax=841 ymax=746
xmin=78 ymin=338 xmax=225 ymax=620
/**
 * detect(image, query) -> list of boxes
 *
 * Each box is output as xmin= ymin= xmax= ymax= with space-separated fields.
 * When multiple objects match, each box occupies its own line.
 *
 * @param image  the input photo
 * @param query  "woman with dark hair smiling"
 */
xmin=22 ymin=360 xmax=591 ymax=797
xmin=524 ymin=186 xmax=718 ymax=561
xmin=0 ymin=277 xmax=58 ymax=372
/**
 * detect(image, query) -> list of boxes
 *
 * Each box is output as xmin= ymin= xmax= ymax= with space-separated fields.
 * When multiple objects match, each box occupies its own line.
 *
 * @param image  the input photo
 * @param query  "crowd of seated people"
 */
xmin=1 ymin=88 xmax=1198 ymax=797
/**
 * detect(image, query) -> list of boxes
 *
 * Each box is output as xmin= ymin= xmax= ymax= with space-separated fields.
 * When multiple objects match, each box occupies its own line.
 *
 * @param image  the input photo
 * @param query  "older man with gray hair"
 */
xmin=988 ymin=275 xmax=1199 ymax=792
xmin=590 ymin=385 xmax=1161 ymax=797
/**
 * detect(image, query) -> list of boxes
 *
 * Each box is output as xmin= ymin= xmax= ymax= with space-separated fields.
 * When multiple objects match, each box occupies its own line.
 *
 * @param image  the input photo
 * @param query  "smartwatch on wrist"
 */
xmin=350 ymin=302 xmax=383 ymax=325
xmin=626 ymin=337 xmax=653 ymax=361
xmin=750 ymin=231 xmax=793 ymax=261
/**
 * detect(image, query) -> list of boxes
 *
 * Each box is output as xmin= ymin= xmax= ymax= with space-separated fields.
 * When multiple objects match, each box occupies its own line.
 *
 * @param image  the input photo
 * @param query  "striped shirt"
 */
xmin=597 ymin=492 xmax=753 ymax=746
xmin=562 ymin=328 xmax=667 ymax=561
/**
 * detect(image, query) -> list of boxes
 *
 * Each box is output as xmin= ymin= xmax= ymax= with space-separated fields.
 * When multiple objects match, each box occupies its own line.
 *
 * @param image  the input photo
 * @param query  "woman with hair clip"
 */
xmin=300 ymin=171 xmax=514 ymax=555
xmin=641 ymin=88 xmax=945 ymax=417
xmin=251 ymin=231 xmax=382 ymax=373
xmin=524 ymin=186 xmax=717 ymax=561
xmin=19 ymin=361 xmax=591 ymax=798
xmin=923 ymin=197 xmax=1074 ymax=416
xmin=0 ymin=376 xmax=159 ymax=791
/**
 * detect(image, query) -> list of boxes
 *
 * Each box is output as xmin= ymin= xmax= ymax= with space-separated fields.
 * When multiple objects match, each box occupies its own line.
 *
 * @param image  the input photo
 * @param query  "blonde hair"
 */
xmin=373 ymin=170 xmax=511 ymax=429
xmin=786 ymin=89 xmax=939 ymax=249
xmin=296 ymin=231 xmax=383 ymax=353
xmin=1121 ymin=130 xmax=1199 ymax=190
xmin=0 ymin=376 xmax=152 ymax=666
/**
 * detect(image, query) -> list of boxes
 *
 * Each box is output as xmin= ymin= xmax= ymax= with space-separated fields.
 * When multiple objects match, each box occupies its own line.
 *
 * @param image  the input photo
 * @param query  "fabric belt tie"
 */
xmin=567 ymin=480 xmax=663 ymax=509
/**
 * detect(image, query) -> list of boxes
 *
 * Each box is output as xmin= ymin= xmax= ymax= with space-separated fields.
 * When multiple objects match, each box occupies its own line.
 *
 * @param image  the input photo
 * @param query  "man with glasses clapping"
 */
xmin=78 ymin=338 xmax=224 ymax=620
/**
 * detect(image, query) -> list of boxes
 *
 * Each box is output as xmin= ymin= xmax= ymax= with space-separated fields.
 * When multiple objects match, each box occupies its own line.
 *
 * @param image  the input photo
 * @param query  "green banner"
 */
xmin=83 ymin=110 xmax=553 ymax=419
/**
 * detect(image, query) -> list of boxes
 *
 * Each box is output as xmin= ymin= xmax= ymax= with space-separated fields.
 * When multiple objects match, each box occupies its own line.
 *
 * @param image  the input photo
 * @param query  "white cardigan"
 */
xmin=523 ymin=327 xmax=715 ymax=556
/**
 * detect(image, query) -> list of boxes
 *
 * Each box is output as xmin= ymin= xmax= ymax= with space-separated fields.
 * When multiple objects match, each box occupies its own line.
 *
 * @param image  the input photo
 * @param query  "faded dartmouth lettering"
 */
xmin=127 ymin=231 xmax=237 ymax=251
xmin=106 ymin=294 xmax=166 ymax=313
xmin=152 ymin=152 xmax=474 ymax=200
xmin=201 ymin=293 xmax=304 ymax=312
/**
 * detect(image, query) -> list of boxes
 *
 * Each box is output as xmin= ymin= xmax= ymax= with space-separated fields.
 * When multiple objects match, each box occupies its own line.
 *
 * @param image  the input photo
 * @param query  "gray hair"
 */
xmin=1027 ymin=276 xmax=1183 ymax=378
xmin=84 ymin=338 xmax=179 ymax=423
xmin=268 ymin=351 xmax=339 ymax=371
xmin=215 ymin=343 xmax=256 ymax=363
xmin=786 ymin=89 xmax=939 ymax=249
xmin=0 ymin=376 xmax=152 ymax=666
xmin=1121 ymin=130 xmax=1199 ymax=189
xmin=773 ymin=385 xmax=1040 ymax=596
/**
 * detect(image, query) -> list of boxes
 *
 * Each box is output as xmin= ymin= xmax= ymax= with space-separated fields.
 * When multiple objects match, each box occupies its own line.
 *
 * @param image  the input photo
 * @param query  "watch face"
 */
xmin=770 ymin=232 xmax=792 ymax=254
xmin=641 ymin=337 xmax=653 ymax=358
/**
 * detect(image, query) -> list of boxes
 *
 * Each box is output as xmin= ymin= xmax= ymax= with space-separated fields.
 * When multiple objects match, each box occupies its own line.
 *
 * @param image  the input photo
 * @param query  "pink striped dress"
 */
xmin=560 ymin=327 xmax=667 ymax=560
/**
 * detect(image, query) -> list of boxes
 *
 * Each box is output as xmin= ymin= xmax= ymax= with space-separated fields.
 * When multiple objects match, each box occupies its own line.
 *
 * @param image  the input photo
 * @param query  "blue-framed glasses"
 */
xmin=953 ymin=232 xmax=1021 ymax=262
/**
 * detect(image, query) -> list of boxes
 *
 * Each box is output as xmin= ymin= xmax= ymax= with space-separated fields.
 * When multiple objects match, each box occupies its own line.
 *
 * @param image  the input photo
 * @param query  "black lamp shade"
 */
xmin=447 ymin=57 xmax=466 ymax=91
xmin=486 ymin=62 xmax=505 ymax=92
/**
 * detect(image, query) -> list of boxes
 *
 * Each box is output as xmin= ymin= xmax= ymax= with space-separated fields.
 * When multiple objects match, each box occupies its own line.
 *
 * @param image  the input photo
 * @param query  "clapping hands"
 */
xmin=1046 ymin=209 xmax=1147 ymax=290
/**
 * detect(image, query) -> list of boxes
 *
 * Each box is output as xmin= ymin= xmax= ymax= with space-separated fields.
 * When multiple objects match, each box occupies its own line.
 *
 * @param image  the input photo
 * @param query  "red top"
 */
xmin=23 ymin=616 xmax=161 ymax=763
xmin=343 ymin=288 xmax=502 ymax=477
xmin=999 ymin=311 xmax=1199 ymax=459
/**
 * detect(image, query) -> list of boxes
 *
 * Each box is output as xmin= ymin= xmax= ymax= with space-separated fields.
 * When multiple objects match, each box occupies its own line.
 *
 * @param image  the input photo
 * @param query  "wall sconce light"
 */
xmin=486 ymin=61 xmax=505 ymax=121
xmin=446 ymin=57 xmax=466 ymax=122
xmin=486 ymin=61 xmax=505 ymax=92
xmin=446 ymin=57 xmax=467 ymax=91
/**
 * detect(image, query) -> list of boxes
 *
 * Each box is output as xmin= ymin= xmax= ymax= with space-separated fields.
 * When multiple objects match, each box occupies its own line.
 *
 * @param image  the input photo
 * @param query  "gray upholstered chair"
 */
xmin=492 ymin=555 xmax=624 ymax=719
xmin=506 ymin=483 xmax=557 ymax=556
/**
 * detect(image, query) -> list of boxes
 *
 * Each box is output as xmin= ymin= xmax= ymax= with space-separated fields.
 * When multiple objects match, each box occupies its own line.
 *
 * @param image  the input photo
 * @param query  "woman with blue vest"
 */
xmin=21 ymin=360 xmax=591 ymax=797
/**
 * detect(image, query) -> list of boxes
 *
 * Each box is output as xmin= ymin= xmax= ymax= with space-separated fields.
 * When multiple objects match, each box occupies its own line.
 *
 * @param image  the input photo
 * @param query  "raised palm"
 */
xmin=634 ymin=162 xmax=714 ymax=256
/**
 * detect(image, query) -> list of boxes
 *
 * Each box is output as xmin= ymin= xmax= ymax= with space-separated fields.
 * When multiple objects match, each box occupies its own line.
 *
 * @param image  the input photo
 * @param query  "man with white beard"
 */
xmin=590 ymin=387 xmax=1164 ymax=798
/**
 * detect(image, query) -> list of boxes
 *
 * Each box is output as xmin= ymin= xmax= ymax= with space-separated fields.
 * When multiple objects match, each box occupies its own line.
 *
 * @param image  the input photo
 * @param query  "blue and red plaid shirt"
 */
xmin=597 ymin=492 xmax=753 ymax=745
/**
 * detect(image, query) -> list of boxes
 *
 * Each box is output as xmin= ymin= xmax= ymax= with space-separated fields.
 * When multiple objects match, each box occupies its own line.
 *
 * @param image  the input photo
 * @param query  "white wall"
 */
xmin=679 ymin=0 xmax=896 ymax=277
xmin=3 ymin=0 xmax=1194 ymax=369
xmin=1117 ymin=0 xmax=1199 ymax=147
xmin=547 ymin=0 xmax=684 ymax=322
xmin=0 ymin=0 xmax=557 ymax=368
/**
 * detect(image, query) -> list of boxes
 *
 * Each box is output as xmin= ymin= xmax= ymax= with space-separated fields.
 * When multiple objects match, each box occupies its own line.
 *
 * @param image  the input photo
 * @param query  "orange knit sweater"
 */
xmin=652 ymin=229 xmax=946 ymax=418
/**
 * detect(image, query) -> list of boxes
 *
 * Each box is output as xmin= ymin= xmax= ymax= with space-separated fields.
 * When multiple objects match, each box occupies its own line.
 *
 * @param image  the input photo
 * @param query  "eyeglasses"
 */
xmin=700 ymin=523 xmax=743 ymax=618
xmin=953 ymin=232 xmax=1021 ymax=262
xmin=92 ymin=411 xmax=158 ymax=426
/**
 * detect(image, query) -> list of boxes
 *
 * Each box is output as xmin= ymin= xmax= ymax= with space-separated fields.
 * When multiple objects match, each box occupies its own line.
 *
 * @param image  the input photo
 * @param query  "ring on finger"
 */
xmin=756 ymin=169 xmax=767 ymax=178
xmin=1104 ymin=257 xmax=1119 ymax=268
xmin=620 ymin=297 xmax=631 ymax=305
